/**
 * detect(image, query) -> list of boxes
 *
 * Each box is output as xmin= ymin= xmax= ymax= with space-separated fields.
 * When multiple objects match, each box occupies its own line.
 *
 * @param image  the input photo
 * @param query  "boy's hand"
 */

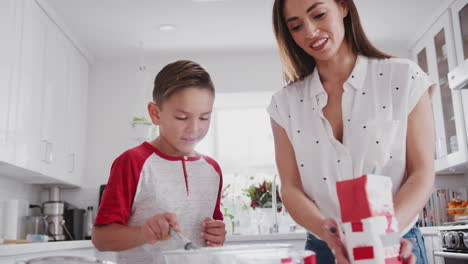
xmin=141 ymin=213 xmax=180 ymax=244
xmin=201 ymin=217 xmax=226 ymax=247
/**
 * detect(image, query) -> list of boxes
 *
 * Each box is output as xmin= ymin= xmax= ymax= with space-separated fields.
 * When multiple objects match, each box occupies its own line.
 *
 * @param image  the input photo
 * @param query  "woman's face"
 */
xmin=283 ymin=0 xmax=348 ymax=62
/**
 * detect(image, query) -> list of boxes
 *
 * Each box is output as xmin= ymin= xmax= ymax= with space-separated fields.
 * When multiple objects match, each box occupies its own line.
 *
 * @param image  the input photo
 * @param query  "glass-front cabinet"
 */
xmin=411 ymin=9 xmax=468 ymax=174
xmin=452 ymin=0 xmax=468 ymax=63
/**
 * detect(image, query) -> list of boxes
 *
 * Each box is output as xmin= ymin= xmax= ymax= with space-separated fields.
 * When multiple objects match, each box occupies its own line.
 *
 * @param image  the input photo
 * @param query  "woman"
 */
xmin=267 ymin=0 xmax=435 ymax=263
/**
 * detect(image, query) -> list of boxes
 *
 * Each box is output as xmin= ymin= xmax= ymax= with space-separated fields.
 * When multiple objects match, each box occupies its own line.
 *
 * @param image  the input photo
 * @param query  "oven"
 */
xmin=435 ymin=223 xmax=468 ymax=263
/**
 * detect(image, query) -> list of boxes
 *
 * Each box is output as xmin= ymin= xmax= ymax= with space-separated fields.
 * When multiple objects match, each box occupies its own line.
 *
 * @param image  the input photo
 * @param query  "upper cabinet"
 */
xmin=0 ymin=0 xmax=23 ymax=165
xmin=452 ymin=0 xmax=468 ymax=63
xmin=0 ymin=0 xmax=89 ymax=187
xmin=411 ymin=0 xmax=468 ymax=174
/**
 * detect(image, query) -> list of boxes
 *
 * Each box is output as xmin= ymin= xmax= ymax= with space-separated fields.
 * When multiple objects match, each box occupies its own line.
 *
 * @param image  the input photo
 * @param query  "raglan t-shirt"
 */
xmin=95 ymin=142 xmax=223 ymax=264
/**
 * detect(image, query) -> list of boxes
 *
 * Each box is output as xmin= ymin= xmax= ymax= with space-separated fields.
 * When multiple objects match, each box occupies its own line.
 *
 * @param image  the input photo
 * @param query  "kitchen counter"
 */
xmin=0 ymin=240 xmax=93 ymax=257
xmin=226 ymin=231 xmax=306 ymax=242
xmin=419 ymin=226 xmax=440 ymax=235
xmin=0 ymin=232 xmax=307 ymax=257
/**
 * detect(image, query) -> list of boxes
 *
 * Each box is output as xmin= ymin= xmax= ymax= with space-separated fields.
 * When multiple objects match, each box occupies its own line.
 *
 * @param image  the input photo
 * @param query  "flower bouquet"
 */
xmin=244 ymin=180 xmax=282 ymax=212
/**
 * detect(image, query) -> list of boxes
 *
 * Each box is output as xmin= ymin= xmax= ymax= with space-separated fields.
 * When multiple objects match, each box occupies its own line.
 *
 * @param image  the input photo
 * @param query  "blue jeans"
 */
xmin=305 ymin=226 xmax=428 ymax=264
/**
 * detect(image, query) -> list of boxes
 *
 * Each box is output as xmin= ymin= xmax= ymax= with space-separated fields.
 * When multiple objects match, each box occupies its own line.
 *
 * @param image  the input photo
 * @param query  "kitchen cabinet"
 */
xmin=0 ymin=0 xmax=23 ymax=165
xmin=411 ymin=9 xmax=468 ymax=174
xmin=64 ymin=48 xmax=89 ymax=186
xmin=39 ymin=16 xmax=72 ymax=182
xmin=451 ymin=0 xmax=468 ymax=64
xmin=14 ymin=0 xmax=48 ymax=175
xmin=1 ymin=0 xmax=89 ymax=187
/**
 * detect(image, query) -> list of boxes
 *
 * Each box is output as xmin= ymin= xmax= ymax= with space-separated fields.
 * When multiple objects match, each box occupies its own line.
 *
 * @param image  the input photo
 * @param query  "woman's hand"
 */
xmin=321 ymin=218 xmax=417 ymax=264
xmin=201 ymin=217 xmax=226 ymax=246
xmin=321 ymin=218 xmax=350 ymax=264
xmin=400 ymin=238 xmax=416 ymax=264
xmin=141 ymin=212 xmax=180 ymax=244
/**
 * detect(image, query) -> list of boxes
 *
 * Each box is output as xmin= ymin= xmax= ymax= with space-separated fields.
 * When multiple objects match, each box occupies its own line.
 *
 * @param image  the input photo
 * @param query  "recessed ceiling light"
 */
xmin=159 ymin=24 xmax=177 ymax=32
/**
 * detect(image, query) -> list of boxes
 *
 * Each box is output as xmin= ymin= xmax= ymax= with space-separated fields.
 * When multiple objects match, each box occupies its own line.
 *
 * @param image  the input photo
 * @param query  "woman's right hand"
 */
xmin=320 ymin=218 xmax=350 ymax=264
xmin=321 ymin=218 xmax=417 ymax=264
xmin=141 ymin=212 xmax=180 ymax=244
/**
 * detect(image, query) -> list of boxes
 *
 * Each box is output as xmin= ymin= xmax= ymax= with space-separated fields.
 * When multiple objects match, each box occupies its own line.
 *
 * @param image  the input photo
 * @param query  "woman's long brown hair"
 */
xmin=273 ymin=0 xmax=391 ymax=83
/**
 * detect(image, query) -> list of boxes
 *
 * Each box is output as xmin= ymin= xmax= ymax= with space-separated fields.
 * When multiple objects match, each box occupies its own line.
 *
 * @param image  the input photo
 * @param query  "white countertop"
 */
xmin=0 ymin=232 xmax=307 ymax=257
xmin=226 ymin=231 xmax=307 ymax=242
xmin=419 ymin=226 xmax=440 ymax=235
xmin=0 ymin=240 xmax=94 ymax=257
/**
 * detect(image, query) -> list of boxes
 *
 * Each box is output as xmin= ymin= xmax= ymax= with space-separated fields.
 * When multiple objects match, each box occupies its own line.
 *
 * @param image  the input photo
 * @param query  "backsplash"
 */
xmin=0 ymin=176 xmax=41 ymax=205
xmin=42 ymin=187 xmax=101 ymax=212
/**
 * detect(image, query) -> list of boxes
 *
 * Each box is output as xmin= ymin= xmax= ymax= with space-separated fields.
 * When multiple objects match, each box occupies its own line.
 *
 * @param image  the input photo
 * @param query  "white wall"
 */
xmin=82 ymin=48 xmax=284 ymax=190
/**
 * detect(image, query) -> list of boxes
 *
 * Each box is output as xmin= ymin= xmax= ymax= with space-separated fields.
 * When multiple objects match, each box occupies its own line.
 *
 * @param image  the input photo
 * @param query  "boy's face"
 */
xmin=149 ymin=87 xmax=214 ymax=156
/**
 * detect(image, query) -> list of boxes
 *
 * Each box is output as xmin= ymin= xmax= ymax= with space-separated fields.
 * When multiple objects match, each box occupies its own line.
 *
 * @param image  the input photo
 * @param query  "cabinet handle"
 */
xmin=68 ymin=153 xmax=75 ymax=173
xmin=434 ymin=251 xmax=468 ymax=259
xmin=47 ymin=142 xmax=54 ymax=163
xmin=41 ymin=140 xmax=50 ymax=164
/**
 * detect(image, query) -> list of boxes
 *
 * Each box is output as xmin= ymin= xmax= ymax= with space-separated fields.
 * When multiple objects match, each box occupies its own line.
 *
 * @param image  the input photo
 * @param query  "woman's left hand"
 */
xmin=400 ymin=238 xmax=416 ymax=264
xmin=201 ymin=217 xmax=226 ymax=247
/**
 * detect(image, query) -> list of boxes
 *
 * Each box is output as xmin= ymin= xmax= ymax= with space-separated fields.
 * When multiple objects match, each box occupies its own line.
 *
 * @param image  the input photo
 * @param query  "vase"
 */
xmin=254 ymin=207 xmax=274 ymax=234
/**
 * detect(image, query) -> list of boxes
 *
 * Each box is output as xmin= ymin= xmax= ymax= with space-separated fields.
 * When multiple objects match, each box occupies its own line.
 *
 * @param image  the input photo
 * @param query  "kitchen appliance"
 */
xmin=64 ymin=208 xmax=85 ymax=240
xmin=436 ymin=222 xmax=468 ymax=263
xmin=98 ymin=185 xmax=106 ymax=207
xmin=43 ymin=186 xmax=66 ymax=241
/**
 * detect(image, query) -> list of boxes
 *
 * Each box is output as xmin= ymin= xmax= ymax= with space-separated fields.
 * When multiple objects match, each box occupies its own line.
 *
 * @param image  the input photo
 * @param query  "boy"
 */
xmin=92 ymin=60 xmax=226 ymax=264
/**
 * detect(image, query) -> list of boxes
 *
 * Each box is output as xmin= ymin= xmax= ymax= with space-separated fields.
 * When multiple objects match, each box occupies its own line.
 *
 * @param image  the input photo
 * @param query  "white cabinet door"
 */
xmin=423 ymin=234 xmax=435 ymax=264
xmin=40 ymin=17 xmax=71 ymax=181
xmin=64 ymin=48 xmax=89 ymax=186
xmin=412 ymin=35 xmax=446 ymax=161
xmin=411 ymin=10 xmax=468 ymax=174
xmin=0 ymin=0 xmax=23 ymax=164
xmin=451 ymin=0 xmax=468 ymax=64
xmin=15 ymin=0 xmax=48 ymax=173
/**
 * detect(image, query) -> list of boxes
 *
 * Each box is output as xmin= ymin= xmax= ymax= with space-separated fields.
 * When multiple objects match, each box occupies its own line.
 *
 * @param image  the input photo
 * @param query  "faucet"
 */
xmin=270 ymin=174 xmax=279 ymax=233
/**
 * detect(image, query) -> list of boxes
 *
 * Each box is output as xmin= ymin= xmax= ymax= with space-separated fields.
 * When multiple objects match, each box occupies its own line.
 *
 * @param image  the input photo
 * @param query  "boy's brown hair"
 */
xmin=153 ymin=60 xmax=214 ymax=105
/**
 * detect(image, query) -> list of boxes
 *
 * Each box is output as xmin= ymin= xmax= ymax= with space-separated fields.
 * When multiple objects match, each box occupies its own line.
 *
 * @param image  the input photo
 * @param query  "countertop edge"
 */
xmin=1 ymin=232 xmax=308 ymax=256
xmin=0 ymin=240 xmax=94 ymax=257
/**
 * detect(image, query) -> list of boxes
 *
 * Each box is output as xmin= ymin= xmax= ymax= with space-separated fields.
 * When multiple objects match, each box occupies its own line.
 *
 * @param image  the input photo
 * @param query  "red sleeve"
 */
xmin=203 ymin=156 xmax=224 ymax=221
xmin=94 ymin=151 xmax=144 ymax=226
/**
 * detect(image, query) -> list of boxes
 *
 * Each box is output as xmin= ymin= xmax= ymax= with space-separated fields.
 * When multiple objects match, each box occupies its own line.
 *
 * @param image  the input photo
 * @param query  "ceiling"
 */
xmin=45 ymin=0 xmax=453 ymax=60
